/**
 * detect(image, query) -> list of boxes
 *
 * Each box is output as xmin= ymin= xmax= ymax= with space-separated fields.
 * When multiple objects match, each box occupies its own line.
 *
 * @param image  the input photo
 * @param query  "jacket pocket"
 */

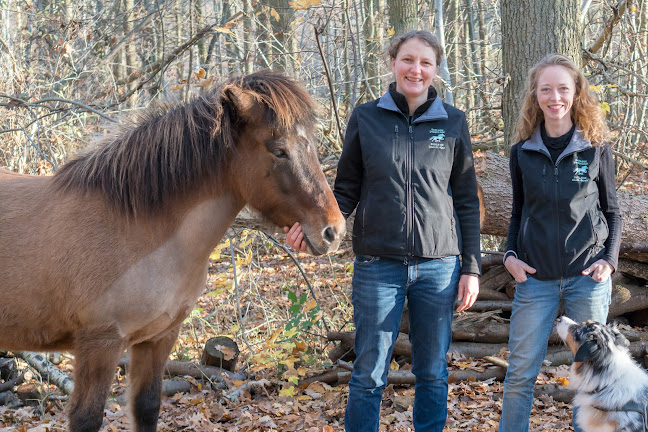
xmin=589 ymin=209 xmax=609 ymax=248
xmin=391 ymin=125 xmax=401 ymax=162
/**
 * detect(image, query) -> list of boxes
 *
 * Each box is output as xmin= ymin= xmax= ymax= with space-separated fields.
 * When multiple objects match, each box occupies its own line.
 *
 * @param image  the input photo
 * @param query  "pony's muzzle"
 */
xmin=322 ymin=225 xmax=338 ymax=245
xmin=306 ymin=223 xmax=345 ymax=255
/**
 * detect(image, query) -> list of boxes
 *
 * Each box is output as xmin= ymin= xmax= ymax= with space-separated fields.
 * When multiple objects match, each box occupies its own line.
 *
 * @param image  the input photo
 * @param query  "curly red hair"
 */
xmin=514 ymin=54 xmax=609 ymax=146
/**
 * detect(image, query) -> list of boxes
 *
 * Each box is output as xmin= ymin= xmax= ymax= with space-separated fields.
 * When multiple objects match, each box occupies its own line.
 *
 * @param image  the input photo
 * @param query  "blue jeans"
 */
xmin=345 ymin=255 xmax=460 ymax=432
xmin=499 ymin=275 xmax=612 ymax=432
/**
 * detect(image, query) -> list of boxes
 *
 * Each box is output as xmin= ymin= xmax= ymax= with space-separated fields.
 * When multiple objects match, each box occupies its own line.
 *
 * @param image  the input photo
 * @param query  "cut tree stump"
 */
xmin=201 ymin=336 xmax=240 ymax=372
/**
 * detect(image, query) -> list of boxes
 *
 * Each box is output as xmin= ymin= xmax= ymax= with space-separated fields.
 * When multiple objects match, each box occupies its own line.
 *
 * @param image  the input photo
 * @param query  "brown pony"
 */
xmin=0 ymin=71 xmax=345 ymax=432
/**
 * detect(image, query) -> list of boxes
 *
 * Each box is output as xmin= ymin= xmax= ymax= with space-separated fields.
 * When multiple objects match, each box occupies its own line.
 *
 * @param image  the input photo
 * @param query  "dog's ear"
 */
xmin=574 ymin=339 xmax=598 ymax=362
xmin=611 ymin=326 xmax=630 ymax=348
xmin=608 ymin=322 xmax=630 ymax=348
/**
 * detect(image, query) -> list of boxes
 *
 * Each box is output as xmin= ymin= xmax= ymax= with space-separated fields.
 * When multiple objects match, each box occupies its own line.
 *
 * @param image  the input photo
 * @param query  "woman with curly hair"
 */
xmin=499 ymin=53 xmax=622 ymax=431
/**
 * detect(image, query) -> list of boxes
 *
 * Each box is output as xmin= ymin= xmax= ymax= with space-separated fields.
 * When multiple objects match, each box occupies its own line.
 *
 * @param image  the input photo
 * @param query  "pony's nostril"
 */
xmin=322 ymin=226 xmax=336 ymax=244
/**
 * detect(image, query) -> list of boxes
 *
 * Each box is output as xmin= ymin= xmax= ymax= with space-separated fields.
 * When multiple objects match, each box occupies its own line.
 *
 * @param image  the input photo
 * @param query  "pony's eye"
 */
xmin=272 ymin=148 xmax=288 ymax=159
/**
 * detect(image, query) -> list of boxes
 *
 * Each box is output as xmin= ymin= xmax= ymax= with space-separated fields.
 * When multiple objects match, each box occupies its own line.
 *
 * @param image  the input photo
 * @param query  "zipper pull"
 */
xmin=554 ymin=166 xmax=559 ymax=182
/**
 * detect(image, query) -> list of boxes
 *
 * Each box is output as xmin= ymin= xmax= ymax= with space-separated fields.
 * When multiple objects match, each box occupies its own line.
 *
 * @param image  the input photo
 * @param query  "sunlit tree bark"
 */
xmin=501 ymin=0 xmax=580 ymax=147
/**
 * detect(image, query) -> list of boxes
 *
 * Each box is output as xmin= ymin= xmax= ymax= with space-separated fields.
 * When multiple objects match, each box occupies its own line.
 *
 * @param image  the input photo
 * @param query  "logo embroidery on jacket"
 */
xmin=572 ymin=159 xmax=589 ymax=182
xmin=429 ymin=128 xmax=446 ymax=149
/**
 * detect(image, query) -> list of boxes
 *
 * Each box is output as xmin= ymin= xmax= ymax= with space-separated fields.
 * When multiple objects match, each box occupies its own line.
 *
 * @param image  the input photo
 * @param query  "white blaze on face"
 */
xmin=296 ymin=125 xmax=314 ymax=154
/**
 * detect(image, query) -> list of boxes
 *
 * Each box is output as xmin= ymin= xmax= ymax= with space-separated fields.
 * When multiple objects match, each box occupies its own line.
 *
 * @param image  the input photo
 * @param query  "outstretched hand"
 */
xmin=504 ymin=256 xmax=537 ymax=283
xmin=283 ymin=222 xmax=308 ymax=252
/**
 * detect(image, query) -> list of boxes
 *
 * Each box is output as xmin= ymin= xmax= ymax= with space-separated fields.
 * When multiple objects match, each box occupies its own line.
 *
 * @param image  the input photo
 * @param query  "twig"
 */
xmin=313 ymin=26 xmax=344 ymax=146
xmin=0 ymin=373 xmax=24 ymax=392
xmin=114 ymin=12 xmax=243 ymax=103
xmin=102 ymin=9 xmax=158 ymax=64
xmin=613 ymin=150 xmax=648 ymax=171
xmin=263 ymin=232 xmax=331 ymax=333
xmin=229 ymin=235 xmax=255 ymax=355
xmin=0 ymin=93 xmax=117 ymax=123
xmin=483 ymin=355 xmax=509 ymax=369
xmin=587 ymin=0 xmax=629 ymax=55
xmin=224 ymin=378 xmax=271 ymax=401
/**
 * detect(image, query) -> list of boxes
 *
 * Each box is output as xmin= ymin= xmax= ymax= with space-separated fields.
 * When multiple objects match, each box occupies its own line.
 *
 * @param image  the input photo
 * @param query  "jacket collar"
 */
xmin=377 ymin=88 xmax=448 ymax=123
xmin=521 ymin=126 xmax=592 ymax=163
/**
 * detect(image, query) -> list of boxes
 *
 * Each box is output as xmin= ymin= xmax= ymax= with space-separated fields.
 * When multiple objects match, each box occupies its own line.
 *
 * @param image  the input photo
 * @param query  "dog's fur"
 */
xmin=556 ymin=316 xmax=648 ymax=432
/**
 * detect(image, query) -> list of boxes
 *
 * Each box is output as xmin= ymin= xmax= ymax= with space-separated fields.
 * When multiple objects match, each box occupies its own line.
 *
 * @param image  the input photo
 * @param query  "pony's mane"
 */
xmin=54 ymin=71 xmax=317 ymax=216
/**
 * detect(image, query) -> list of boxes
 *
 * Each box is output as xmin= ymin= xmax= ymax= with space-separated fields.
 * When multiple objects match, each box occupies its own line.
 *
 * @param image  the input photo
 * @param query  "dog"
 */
xmin=556 ymin=316 xmax=648 ymax=432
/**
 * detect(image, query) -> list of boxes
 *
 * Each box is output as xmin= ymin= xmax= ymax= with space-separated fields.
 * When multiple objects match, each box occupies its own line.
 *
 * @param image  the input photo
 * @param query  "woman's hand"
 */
xmin=456 ymin=274 xmax=479 ymax=312
xmin=505 ymin=256 xmax=537 ymax=283
xmin=582 ymin=259 xmax=613 ymax=282
xmin=283 ymin=222 xmax=308 ymax=252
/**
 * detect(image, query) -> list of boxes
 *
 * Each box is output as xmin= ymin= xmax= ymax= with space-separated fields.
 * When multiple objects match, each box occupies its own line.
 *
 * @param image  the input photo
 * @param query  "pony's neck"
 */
xmin=170 ymin=194 xmax=243 ymax=261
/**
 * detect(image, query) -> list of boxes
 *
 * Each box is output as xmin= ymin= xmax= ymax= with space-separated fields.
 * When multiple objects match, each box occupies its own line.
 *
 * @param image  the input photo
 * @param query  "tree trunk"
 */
xmin=387 ymin=0 xmax=418 ymax=36
xmin=501 ymin=0 xmax=581 ymax=148
xmin=434 ymin=0 xmax=453 ymax=104
xmin=267 ymin=0 xmax=296 ymax=73
xmin=363 ymin=0 xmax=383 ymax=99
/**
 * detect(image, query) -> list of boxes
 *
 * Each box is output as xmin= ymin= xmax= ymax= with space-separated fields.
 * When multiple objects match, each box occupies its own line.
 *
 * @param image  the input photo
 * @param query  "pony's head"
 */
xmin=54 ymin=71 xmax=345 ymax=255
xmin=218 ymin=72 xmax=346 ymax=255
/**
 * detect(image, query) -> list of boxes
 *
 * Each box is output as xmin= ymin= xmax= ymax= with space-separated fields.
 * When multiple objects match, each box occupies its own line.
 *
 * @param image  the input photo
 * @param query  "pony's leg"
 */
xmin=128 ymin=326 xmax=180 ymax=432
xmin=69 ymin=324 xmax=125 ymax=432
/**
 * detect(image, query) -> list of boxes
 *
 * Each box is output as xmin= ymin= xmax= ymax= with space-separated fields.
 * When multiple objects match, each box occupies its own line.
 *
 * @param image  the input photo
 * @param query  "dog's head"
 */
xmin=556 ymin=316 xmax=630 ymax=367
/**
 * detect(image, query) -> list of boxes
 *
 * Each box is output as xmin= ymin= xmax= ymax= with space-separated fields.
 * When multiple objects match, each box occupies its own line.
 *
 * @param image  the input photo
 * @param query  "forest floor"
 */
xmin=1 ymin=232 xmax=577 ymax=431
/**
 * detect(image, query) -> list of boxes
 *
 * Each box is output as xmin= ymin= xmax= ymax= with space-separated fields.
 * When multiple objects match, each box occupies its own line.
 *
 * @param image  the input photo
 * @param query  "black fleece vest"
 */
xmin=517 ymin=134 xmax=608 ymax=280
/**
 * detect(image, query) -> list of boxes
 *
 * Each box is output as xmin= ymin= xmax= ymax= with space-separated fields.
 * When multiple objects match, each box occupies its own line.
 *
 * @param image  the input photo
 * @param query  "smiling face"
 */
xmin=391 ymin=37 xmax=438 ymax=113
xmin=535 ymin=65 xmax=576 ymax=129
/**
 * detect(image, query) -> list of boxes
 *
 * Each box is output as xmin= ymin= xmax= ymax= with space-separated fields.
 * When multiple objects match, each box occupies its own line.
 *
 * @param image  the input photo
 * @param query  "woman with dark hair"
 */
xmin=286 ymin=30 xmax=482 ymax=432
xmin=499 ymin=53 xmax=622 ymax=432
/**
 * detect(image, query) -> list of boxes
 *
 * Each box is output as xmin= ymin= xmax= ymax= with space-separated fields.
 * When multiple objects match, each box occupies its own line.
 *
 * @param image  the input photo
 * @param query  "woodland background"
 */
xmin=1 ymin=0 xmax=648 ymax=430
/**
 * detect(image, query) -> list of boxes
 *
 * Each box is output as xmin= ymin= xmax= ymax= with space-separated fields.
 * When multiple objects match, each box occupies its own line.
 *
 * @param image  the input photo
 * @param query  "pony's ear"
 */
xmin=574 ymin=339 xmax=598 ymax=362
xmin=225 ymin=86 xmax=258 ymax=119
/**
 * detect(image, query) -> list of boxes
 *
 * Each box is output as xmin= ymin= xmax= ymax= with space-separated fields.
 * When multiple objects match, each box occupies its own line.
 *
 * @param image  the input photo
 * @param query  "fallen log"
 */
xmin=18 ymin=352 xmax=74 ymax=395
xmin=534 ymin=384 xmax=574 ymax=403
xmin=618 ymin=259 xmax=648 ymax=281
xmin=164 ymin=360 xmax=237 ymax=380
xmin=609 ymin=276 xmax=648 ymax=317
xmin=451 ymin=319 xmax=648 ymax=344
xmin=619 ymin=242 xmax=648 ymax=264
xmin=0 ymin=374 xmax=24 ymax=393
xmin=301 ymin=367 xmax=507 ymax=387
xmin=474 ymin=287 xmax=510 ymax=301
xmin=481 ymin=253 xmax=506 ymax=273
xmin=469 ymin=301 xmax=513 ymax=312
xmin=328 ymin=331 xmax=648 ymax=367
xmin=479 ymin=266 xmax=513 ymax=293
